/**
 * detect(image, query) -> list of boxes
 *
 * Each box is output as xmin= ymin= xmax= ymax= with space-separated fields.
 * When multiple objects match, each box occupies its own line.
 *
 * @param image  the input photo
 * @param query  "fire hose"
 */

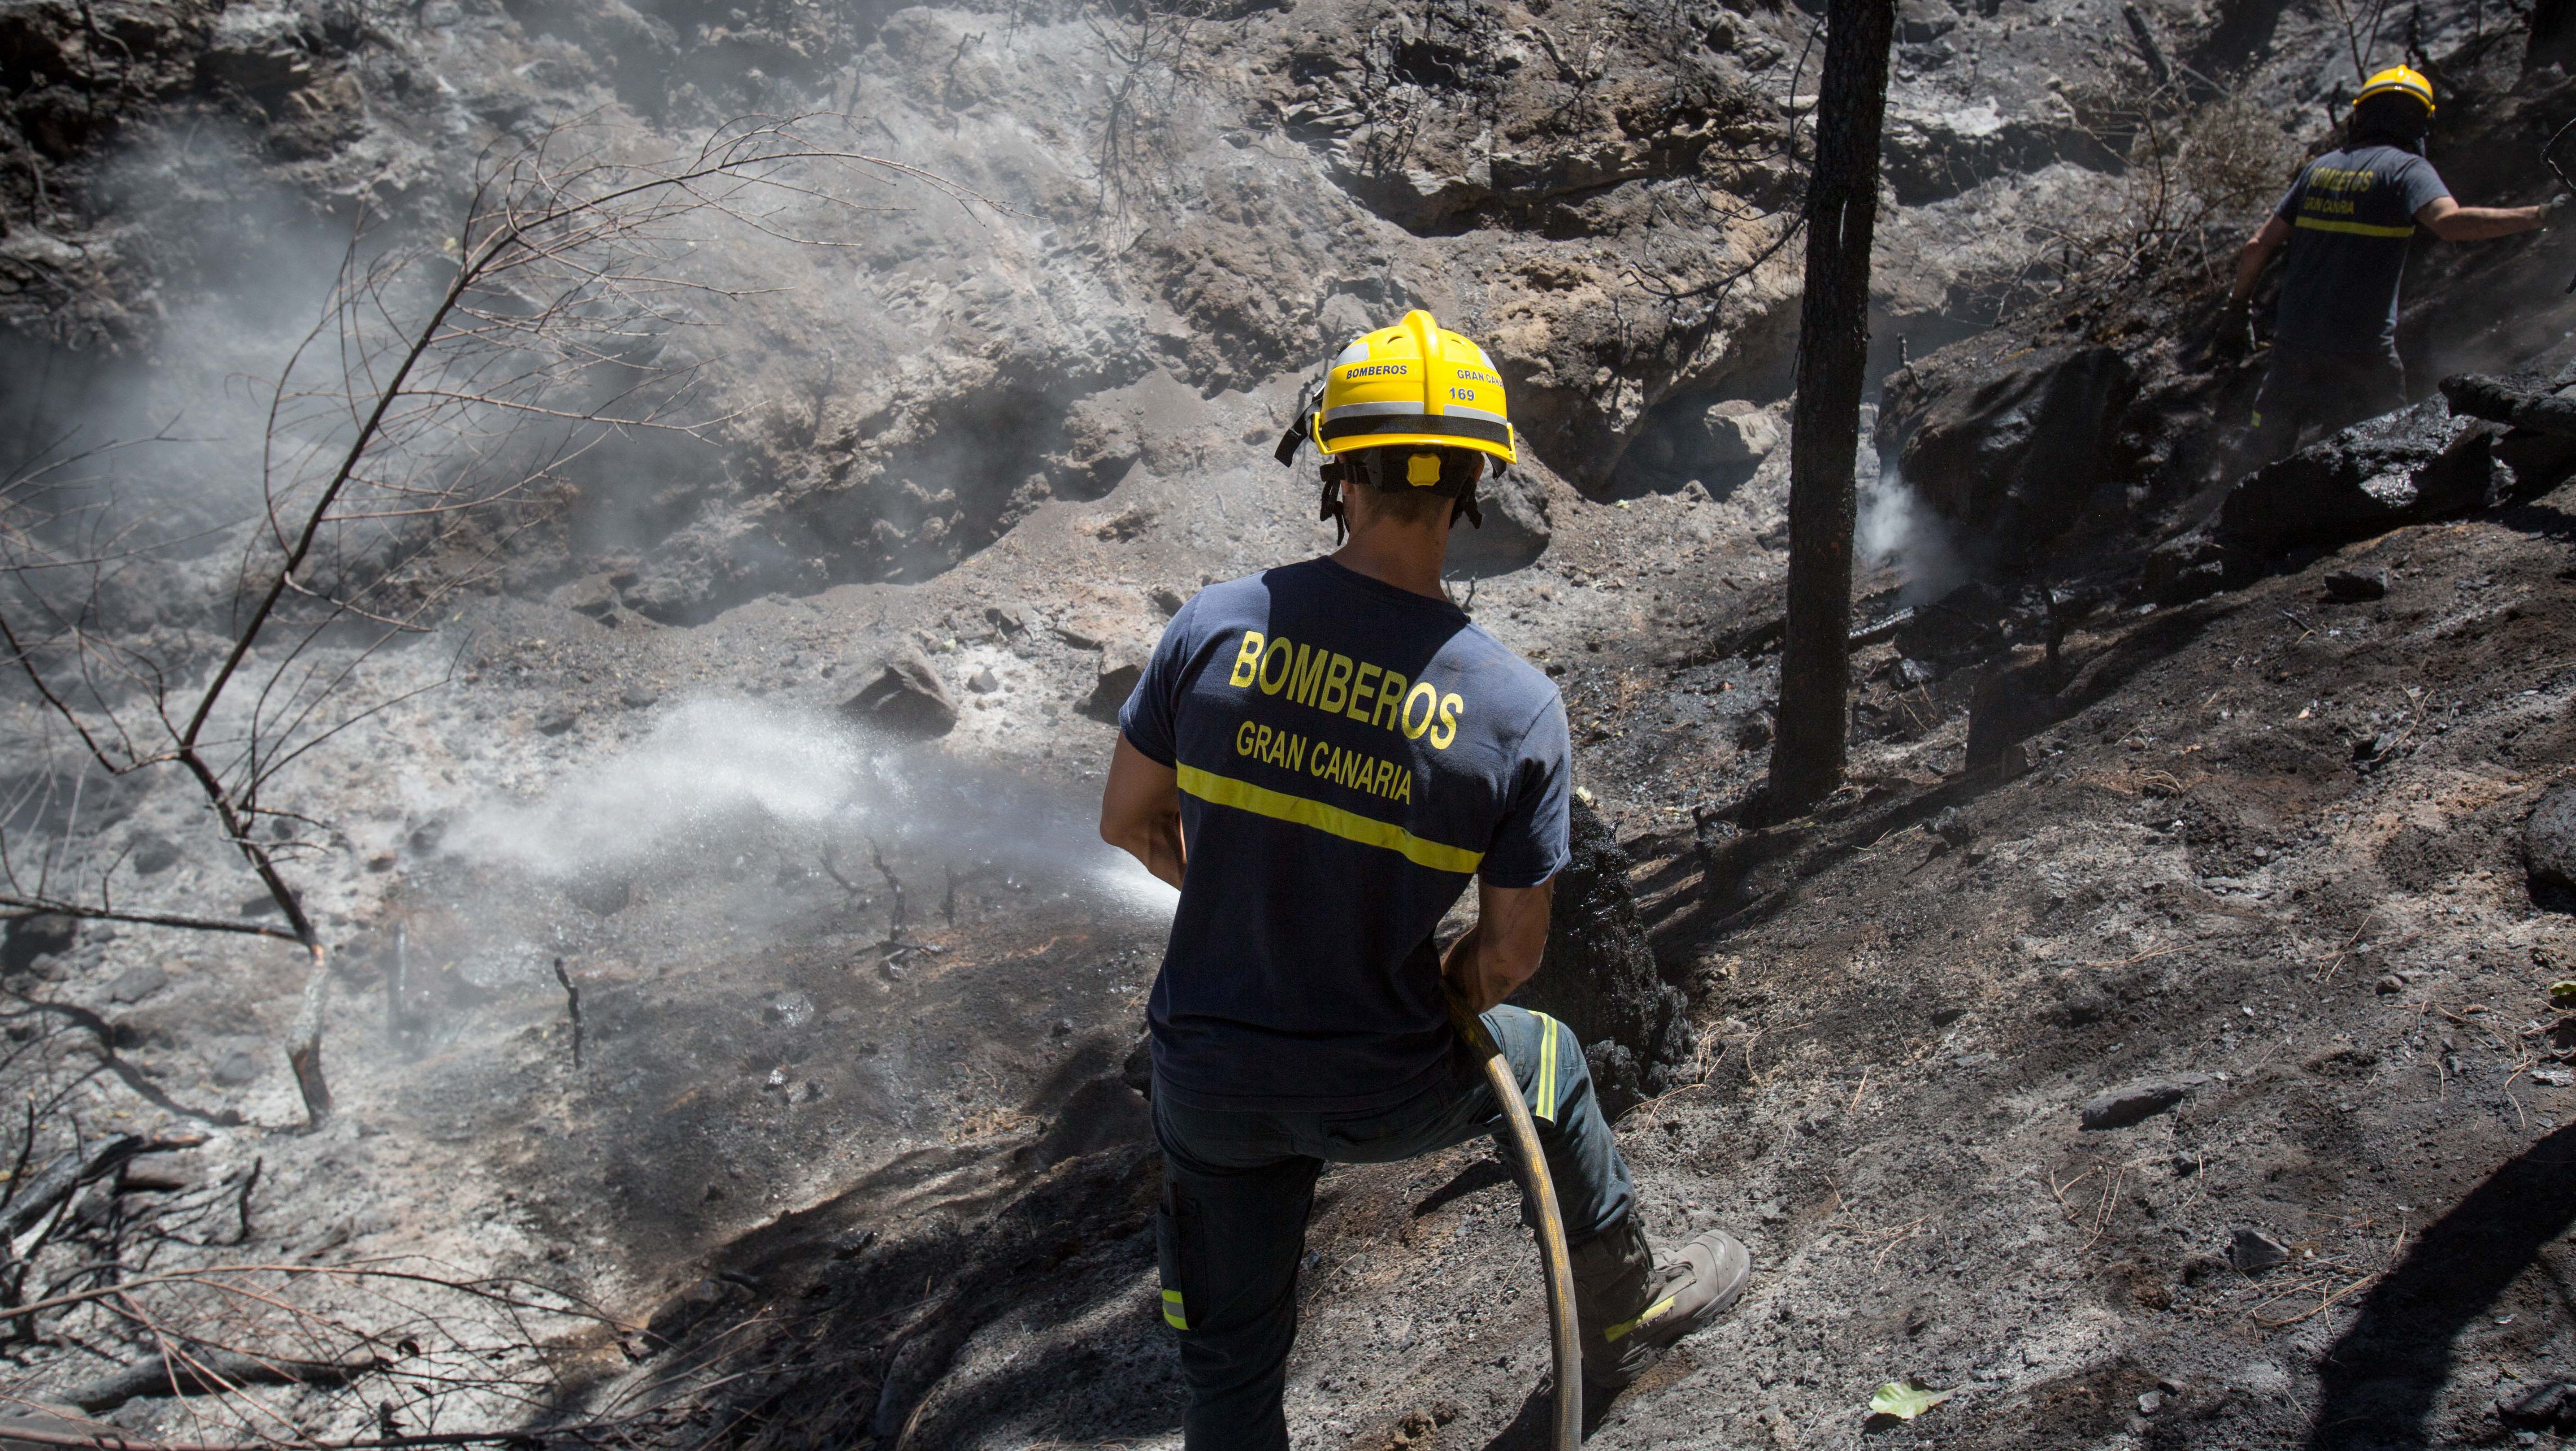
xmin=1450 ymin=1000 xmax=1582 ymax=1451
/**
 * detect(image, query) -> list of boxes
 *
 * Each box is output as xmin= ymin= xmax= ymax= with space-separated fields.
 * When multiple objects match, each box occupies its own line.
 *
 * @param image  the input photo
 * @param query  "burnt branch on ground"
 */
xmin=0 ymin=1019 xmax=630 ymax=1448
xmin=552 ymin=958 xmax=583 ymax=1070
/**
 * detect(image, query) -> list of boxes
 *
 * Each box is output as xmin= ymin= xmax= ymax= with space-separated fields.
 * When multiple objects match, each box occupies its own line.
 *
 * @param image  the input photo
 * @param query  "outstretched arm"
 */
xmin=1100 ymin=734 xmax=1186 ymax=889
xmin=2417 ymin=195 xmax=2548 ymax=241
xmin=2228 ymin=214 xmax=2292 ymax=303
xmin=1442 ymin=878 xmax=1555 ymax=1013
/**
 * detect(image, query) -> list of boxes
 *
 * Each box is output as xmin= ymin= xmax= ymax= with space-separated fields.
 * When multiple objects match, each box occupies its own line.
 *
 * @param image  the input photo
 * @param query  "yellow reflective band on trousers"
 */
xmin=1531 ymin=1011 xmax=1564 ymax=1123
xmin=2294 ymin=216 xmax=2416 ymax=238
xmin=1174 ymin=762 xmax=1483 ymax=873
xmin=1163 ymin=1288 xmax=1189 ymax=1330
xmin=1603 ymin=1293 xmax=1677 ymax=1343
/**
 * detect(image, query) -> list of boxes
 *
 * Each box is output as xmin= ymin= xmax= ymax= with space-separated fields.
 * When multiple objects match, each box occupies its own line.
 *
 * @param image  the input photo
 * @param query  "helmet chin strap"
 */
xmin=1320 ymin=465 xmax=1348 ymax=545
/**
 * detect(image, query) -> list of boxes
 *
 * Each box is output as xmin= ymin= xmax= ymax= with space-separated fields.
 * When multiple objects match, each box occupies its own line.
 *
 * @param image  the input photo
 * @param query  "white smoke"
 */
xmin=1856 ymin=459 xmax=1969 ymax=605
xmin=446 ymin=697 xmax=1176 ymax=919
xmin=448 ymin=699 xmax=858 ymax=874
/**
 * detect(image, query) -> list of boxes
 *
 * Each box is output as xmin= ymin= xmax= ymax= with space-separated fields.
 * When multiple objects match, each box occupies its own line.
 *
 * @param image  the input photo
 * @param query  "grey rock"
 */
xmin=1928 ymin=808 xmax=1972 ymax=848
xmin=2217 ymin=402 xmax=2498 ymax=556
xmin=211 ymin=1051 xmax=262 ymax=1087
xmin=553 ymin=574 xmax=620 ymax=617
xmin=620 ymin=569 xmax=703 ymax=624
xmin=2225 ymin=1227 xmax=2289 ymax=1273
xmin=984 ymin=603 xmax=1027 ymax=636
xmin=566 ymin=872 xmax=632 ymax=917
xmin=2079 ymin=1075 xmax=2207 ymax=1130
xmin=1880 ymin=342 xmax=2136 ymax=558
xmin=1053 ymin=396 xmax=1141 ymax=498
xmin=2498 ymin=1380 xmax=2575 ymax=1429
xmin=2324 ymin=569 xmax=2389 ymax=601
xmin=2526 ymin=782 xmax=2576 ymax=903
xmin=839 ymin=647 xmax=960 ymax=739
xmin=127 ymin=833 xmax=181 ymax=875
xmin=1085 ymin=637 xmax=1154 ymax=719
xmin=619 ymin=683 xmax=660 ymax=708
xmin=2 ymin=913 xmax=77 ymax=976
xmin=107 ymin=963 xmax=168 ymax=1004
xmin=534 ymin=705 xmax=578 ymax=736
xmin=1880 ymin=99 xmax=2111 ymax=204
xmin=969 ymin=667 xmax=1000 ymax=694
xmin=1701 ymin=402 xmax=1781 ymax=464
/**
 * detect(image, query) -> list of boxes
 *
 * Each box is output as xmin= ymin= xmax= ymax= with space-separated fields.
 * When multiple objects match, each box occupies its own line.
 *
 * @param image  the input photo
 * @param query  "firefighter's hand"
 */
xmin=2545 ymin=194 xmax=2573 ymax=230
xmin=2212 ymin=297 xmax=2254 ymax=362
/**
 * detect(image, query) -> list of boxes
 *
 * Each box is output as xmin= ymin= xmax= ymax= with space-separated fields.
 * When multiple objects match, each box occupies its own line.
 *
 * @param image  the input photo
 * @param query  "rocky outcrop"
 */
xmin=1879 ymin=341 xmax=2137 ymax=560
xmin=2139 ymin=402 xmax=2493 ymax=599
xmin=2441 ymin=370 xmax=2576 ymax=494
xmin=2215 ymin=402 xmax=2499 ymax=553
xmin=1510 ymin=797 xmax=1692 ymax=1117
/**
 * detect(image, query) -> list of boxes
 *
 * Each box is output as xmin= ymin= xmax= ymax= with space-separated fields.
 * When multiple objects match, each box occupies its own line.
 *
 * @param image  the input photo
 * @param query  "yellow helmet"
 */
xmin=2354 ymin=65 xmax=2434 ymax=113
xmin=1278 ymin=309 xmax=1517 ymax=470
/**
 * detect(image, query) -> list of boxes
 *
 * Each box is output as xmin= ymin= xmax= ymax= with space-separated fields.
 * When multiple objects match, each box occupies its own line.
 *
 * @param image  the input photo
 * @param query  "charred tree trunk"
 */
xmin=1768 ymin=0 xmax=1897 ymax=816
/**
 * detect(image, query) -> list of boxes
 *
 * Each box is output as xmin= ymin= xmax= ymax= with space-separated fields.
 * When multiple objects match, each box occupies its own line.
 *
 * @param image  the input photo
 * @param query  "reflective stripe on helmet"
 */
xmin=1316 ymin=413 xmax=1513 ymax=448
xmin=1323 ymin=399 xmax=1509 ymax=426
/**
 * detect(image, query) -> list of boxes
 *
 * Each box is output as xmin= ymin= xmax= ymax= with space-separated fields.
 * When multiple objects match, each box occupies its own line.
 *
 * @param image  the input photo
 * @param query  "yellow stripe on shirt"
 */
xmin=2294 ymin=216 xmax=2417 ymax=238
xmin=1175 ymin=762 xmax=1484 ymax=874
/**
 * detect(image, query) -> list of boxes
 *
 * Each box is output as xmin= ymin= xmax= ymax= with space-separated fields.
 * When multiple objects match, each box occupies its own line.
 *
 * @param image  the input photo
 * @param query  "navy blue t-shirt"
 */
xmin=1119 ymin=557 xmax=1572 ymax=1113
xmin=2272 ymin=144 xmax=2451 ymax=356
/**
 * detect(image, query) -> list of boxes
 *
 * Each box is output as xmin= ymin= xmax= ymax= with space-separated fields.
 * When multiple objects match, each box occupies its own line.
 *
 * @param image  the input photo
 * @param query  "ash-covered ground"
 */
xmin=9 ymin=0 xmax=2576 ymax=1441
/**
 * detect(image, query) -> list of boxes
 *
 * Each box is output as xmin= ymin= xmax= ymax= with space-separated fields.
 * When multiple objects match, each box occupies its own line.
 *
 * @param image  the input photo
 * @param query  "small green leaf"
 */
xmin=2550 ymin=980 xmax=2576 ymax=1008
xmin=1869 ymin=1381 xmax=1955 ymax=1421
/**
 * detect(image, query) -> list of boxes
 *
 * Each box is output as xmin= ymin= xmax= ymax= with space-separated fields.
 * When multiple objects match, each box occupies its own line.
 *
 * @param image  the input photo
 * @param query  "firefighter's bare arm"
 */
xmin=1442 ymin=877 xmax=1555 ymax=1013
xmin=2228 ymin=215 xmax=2292 ymax=304
xmin=2416 ymin=195 xmax=2551 ymax=240
xmin=1101 ymin=734 xmax=1187 ymax=888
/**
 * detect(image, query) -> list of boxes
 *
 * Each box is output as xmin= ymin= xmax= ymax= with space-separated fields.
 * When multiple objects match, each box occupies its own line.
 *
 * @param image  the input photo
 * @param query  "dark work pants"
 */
xmin=1151 ymin=1005 xmax=1636 ymax=1451
xmin=2250 ymin=343 xmax=2408 ymax=461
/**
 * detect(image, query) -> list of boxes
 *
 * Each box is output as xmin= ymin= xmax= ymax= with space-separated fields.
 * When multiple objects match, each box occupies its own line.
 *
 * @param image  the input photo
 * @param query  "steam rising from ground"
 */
xmin=1857 ymin=460 xmax=1968 ymax=604
xmin=448 ymin=698 xmax=1177 ymax=921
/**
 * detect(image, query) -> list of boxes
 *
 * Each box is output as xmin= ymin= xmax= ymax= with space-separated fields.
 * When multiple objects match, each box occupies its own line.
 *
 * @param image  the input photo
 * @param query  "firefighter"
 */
xmin=1098 ymin=310 xmax=1751 ymax=1450
xmin=2220 ymin=65 xmax=2567 ymax=458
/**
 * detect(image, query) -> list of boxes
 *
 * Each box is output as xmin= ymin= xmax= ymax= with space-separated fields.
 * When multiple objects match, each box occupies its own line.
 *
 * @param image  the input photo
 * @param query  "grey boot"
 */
xmin=1569 ymin=1214 xmax=1753 ymax=1389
